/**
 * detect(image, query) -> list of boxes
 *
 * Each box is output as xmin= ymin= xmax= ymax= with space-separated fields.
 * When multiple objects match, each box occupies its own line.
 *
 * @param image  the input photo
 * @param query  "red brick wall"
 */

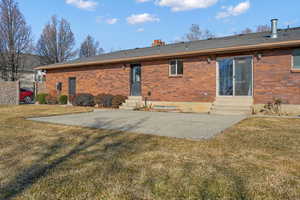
xmin=45 ymin=57 xmax=217 ymax=102
xmin=46 ymin=65 xmax=130 ymax=97
xmin=45 ymin=48 xmax=300 ymax=105
xmin=253 ymin=49 xmax=300 ymax=104
xmin=141 ymin=57 xmax=216 ymax=102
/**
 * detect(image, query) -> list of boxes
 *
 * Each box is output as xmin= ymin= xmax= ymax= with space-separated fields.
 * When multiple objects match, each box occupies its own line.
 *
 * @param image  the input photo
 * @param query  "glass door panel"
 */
xmin=131 ymin=64 xmax=141 ymax=96
xmin=218 ymin=58 xmax=233 ymax=96
xmin=234 ymin=57 xmax=252 ymax=96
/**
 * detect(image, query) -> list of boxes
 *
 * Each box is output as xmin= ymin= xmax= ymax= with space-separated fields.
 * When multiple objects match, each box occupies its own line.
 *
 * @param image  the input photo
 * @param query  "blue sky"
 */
xmin=18 ymin=0 xmax=300 ymax=52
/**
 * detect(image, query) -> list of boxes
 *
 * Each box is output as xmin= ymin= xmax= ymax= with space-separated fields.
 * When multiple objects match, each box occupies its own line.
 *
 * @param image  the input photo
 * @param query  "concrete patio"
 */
xmin=30 ymin=110 xmax=246 ymax=139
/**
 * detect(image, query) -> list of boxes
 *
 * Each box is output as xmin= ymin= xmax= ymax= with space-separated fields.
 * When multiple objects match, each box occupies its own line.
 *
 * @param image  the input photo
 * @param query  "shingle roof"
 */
xmin=37 ymin=27 xmax=300 ymax=70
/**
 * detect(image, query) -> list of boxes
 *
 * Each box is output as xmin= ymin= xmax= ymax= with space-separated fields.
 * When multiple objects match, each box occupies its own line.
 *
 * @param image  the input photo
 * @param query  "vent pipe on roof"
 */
xmin=271 ymin=19 xmax=278 ymax=39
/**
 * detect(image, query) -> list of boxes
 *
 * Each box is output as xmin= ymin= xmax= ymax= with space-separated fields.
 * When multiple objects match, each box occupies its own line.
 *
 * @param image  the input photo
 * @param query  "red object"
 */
xmin=20 ymin=88 xmax=33 ymax=103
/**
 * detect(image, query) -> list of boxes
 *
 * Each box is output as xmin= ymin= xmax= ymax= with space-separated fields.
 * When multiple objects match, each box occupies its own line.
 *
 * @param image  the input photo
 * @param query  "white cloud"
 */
xmin=216 ymin=1 xmax=250 ymax=19
xmin=96 ymin=16 xmax=118 ymax=24
xmin=137 ymin=28 xmax=145 ymax=32
xmin=136 ymin=0 xmax=151 ymax=2
xmin=106 ymin=18 xmax=118 ymax=24
xmin=127 ymin=13 xmax=160 ymax=25
xmin=156 ymin=0 xmax=218 ymax=12
xmin=65 ymin=0 xmax=98 ymax=10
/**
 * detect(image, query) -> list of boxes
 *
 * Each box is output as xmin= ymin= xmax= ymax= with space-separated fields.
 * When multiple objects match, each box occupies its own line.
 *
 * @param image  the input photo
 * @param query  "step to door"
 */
xmin=210 ymin=110 xmax=251 ymax=115
xmin=120 ymin=96 xmax=143 ymax=110
xmin=128 ymin=96 xmax=143 ymax=100
xmin=211 ymin=97 xmax=253 ymax=115
xmin=212 ymin=105 xmax=252 ymax=112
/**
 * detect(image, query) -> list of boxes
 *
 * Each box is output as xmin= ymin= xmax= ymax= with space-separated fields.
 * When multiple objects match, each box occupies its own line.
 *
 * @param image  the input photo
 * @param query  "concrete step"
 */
xmin=123 ymin=102 xmax=143 ymax=107
xmin=120 ymin=96 xmax=143 ymax=110
xmin=211 ymin=97 xmax=253 ymax=115
xmin=125 ymin=99 xmax=143 ymax=103
xmin=119 ymin=106 xmax=135 ymax=110
xmin=215 ymin=97 xmax=253 ymax=104
xmin=210 ymin=110 xmax=250 ymax=115
xmin=212 ymin=105 xmax=251 ymax=112
xmin=214 ymin=102 xmax=253 ymax=106
xmin=127 ymin=96 xmax=143 ymax=101
xmin=124 ymin=99 xmax=144 ymax=106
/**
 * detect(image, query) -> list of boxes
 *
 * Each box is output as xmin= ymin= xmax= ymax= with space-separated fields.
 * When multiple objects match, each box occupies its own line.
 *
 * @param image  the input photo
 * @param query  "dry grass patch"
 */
xmin=0 ymin=105 xmax=299 ymax=200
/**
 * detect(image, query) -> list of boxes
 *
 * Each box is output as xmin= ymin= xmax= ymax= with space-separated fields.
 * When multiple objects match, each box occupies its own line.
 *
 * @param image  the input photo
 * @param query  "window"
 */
xmin=292 ymin=49 xmax=300 ymax=69
xmin=169 ymin=60 xmax=183 ymax=76
xmin=56 ymin=82 xmax=62 ymax=91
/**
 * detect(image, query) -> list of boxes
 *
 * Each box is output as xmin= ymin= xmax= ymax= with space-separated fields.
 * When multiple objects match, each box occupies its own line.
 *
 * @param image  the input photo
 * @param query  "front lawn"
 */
xmin=0 ymin=105 xmax=299 ymax=200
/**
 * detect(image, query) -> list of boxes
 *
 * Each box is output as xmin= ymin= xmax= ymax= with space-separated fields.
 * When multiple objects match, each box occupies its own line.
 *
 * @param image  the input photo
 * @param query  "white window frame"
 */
xmin=216 ymin=55 xmax=254 ymax=97
xmin=169 ymin=59 xmax=183 ymax=76
xmin=291 ymin=49 xmax=300 ymax=69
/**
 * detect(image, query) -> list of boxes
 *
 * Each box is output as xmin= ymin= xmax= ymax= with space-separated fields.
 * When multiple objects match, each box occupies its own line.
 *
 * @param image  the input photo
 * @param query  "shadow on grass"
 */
xmin=0 ymin=116 xmax=151 ymax=200
xmin=197 ymin=165 xmax=248 ymax=200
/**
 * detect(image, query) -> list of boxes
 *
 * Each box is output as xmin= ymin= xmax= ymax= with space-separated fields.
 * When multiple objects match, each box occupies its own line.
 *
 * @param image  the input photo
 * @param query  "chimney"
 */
xmin=152 ymin=40 xmax=166 ymax=47
xmin=271 ymin=19 xmax=278 ymax=39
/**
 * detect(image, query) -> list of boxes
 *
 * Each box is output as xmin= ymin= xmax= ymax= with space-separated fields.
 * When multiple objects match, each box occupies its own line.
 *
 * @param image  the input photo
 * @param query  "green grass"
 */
xmin=0 ymin=105 xmax=299 ymax=200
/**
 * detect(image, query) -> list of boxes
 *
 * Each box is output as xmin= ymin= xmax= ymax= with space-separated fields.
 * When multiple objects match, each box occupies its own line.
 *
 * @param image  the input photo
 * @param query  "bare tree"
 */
xmin=256 ymin=25 xmax=271 ymax=32
xmin=241 ymin=28 xmax=253 ymax=34
xmin=240 ymin=25 xmax=271 ymax=35
xmin=184 ymin=24 xmax=214 ymax=41
xmin=36 ymin=16 xmax=76 ymax=65
xmin=79 ymin=35 xmax=103 ymax=58
xmin=0 ymin=0 xmax=32 ymax=81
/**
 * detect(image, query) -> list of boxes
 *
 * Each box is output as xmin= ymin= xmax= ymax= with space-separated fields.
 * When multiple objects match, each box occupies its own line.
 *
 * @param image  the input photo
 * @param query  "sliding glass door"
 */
xmin=234 ymin=57 xmax=253 ymax=96
xmin=218 ymin=58 xmax=233 ymax=96
xmin=218 ymin=56 xmax=253 ymax=96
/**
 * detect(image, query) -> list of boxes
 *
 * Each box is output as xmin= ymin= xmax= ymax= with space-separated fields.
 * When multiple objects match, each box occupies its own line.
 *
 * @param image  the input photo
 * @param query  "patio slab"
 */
xmin=30 ymin=110 xmax=246 ymax=139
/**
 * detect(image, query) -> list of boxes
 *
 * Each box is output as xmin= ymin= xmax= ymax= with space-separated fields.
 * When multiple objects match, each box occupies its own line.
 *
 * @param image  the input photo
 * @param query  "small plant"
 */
xmin=73 ymin=93 xmax=95 ymax=107
xmin=36 ymin=93 xmax=48 ymax=104
xmin=260 ymin=98 xmax=283 ymax=115
xmin=58 ymin=95 xmax=68 ymax=105
xmin=94 ymin=93 xmax=114 ymax=107
xmin=112 ymin=95 xmax=127 ymax=108
xmin=45 ymin=95 xmax=58 ymax=105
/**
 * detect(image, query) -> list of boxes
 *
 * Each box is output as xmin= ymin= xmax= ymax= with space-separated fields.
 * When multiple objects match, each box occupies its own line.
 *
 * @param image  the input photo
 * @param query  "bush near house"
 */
xmin=73 ymin=93 xmax=95 ymax=107
xmin=94 ymin=93 xmax=114 ymax=108
xmin=45 ymin=95 xmax=58 ymax=105
xmin=112 ymin=95 xmax=127 ymax=108
xmin=36 ymin=93 xmax=48 ymax=104
xmin=58 ymin=95 xmax=68 ymax=105
xmin=94 ymin=93 xmax=106 ymax=107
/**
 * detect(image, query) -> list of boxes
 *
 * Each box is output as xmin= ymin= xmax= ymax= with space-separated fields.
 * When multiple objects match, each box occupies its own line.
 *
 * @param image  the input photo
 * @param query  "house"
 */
xmin=0 ymin=54 xmax=43 ymax=89
xmin=18 ymin=54 xmax=44 ymax=89
xmin=36 ymin=19 xmax=300 ymax=114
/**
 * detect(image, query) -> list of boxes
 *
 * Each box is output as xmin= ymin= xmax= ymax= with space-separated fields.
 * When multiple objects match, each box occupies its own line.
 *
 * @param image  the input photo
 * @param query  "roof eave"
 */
xmin=35 ymin=40 xmax=300 ymax=70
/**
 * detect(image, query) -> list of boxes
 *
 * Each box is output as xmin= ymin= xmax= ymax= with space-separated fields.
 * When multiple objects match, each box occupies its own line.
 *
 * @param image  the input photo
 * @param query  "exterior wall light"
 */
xmin=207 ymin=57 xmax=212 ymax=63
xmin=256 ymin=53 xmax=263 ymax=60
xmin=207 ymin=56 xmax=215 ymax=63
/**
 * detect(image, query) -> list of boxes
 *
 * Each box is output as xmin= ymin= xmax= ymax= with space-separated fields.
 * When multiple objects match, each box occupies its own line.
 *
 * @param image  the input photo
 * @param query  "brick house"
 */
xmin=36 ymin=19 xmax=300 ymax=114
